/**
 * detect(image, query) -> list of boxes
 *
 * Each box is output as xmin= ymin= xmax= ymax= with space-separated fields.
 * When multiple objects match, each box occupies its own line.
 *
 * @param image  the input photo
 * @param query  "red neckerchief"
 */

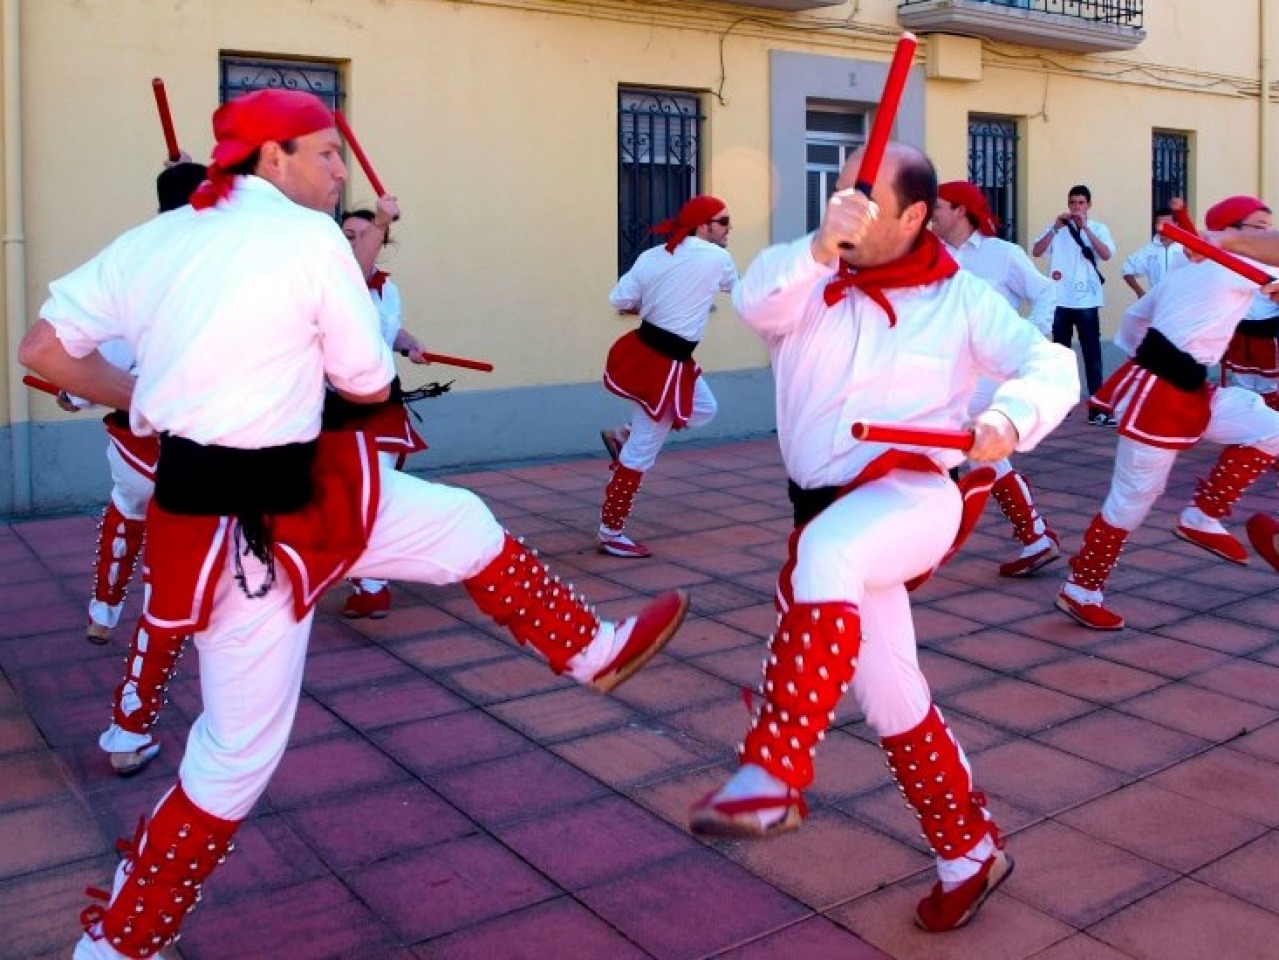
xmin=367 ymin=269 xmax=389 ymax=295
xmin=822 ymin=230 xmax=959 ymax=326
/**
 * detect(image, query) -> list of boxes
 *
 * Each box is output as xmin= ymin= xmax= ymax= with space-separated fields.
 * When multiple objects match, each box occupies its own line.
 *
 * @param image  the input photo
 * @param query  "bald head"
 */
xmin=836 ymin=142 xmax=937 ymax=266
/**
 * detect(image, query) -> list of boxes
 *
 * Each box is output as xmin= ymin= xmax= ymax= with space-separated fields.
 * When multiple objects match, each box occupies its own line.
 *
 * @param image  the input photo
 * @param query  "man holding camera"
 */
xmin=1033 ymin=185 xmax=1116 ymax=425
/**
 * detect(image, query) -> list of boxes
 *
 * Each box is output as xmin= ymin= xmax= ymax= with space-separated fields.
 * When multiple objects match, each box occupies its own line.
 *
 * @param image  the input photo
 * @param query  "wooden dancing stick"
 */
xmin=22 ymin=374 xmax=62 ymax=396
xmin=152 ymin=78 xmax=181 ymax=162
xmin=333 ymin=110 xmax=387 ymax=198
xmin=837 ymin=32 xmax=918 ymax=249
xmin=401 ymin=349 xmax=494 ymax=372
xmin=1159 ymin=222 xmax=1276 ymax=286
xmin=852 ymin=420 xmax=974 ymax=451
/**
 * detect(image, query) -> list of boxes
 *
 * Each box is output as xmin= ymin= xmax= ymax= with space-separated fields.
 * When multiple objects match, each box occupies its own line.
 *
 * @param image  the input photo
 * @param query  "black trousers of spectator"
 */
xmin=1052 ymin=306 xmax=1103 ymax=412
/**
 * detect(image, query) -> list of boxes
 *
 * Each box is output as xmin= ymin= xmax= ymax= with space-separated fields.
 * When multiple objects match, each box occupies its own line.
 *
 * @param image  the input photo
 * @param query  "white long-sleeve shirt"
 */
xmin=1115 ymin=256 xmax=1267 ymax=364
xmin=1121 ymin=237 xmax=1189 ymax=290
xmin=733 ymin=235 xmax=1080 ymax=488
xmin=1036 ymin=218 xmax=1115 ymax=309
xmin=947 ymin=231 xmax=1055 ymax=336
xmin=609 ymin=237 xmax=738 ymax=341
xmin=41 ymin=176 xmax=393 ymax=449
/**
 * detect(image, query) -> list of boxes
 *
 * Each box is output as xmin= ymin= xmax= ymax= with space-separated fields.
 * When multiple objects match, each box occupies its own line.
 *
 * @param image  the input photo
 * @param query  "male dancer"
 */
xmin=78 ymin=159 xmax=207 ymax=645
xmin=1055 ymin=196 xmax=1279 ymax=630
xmin=597 ymin=195 xmax=738 ymax=557
xmin=688 ymin=144 xmax=1078 ymax=933
xmin=21 ymin=89 xmax=688 ymax=960
xmin=932 ymin=180 xmax=1061 ymax=576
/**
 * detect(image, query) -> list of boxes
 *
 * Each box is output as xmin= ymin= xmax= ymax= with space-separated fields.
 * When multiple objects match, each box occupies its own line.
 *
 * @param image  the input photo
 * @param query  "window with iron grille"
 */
xmin=805 ymin=106 xmax=867 ymax=233
xmin=219 ymin=56 xmax=343 ymax=108
xmin=1152 ymin=130 xmax=1190 ymax=216
xmin=967 ymin=115 xmax=1020 ymax=242
xmin=618 ymin=88 xmax=703 ymax=275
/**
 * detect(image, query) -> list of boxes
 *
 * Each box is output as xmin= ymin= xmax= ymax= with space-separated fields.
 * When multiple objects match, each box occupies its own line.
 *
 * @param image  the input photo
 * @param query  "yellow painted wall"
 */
xmin=3 ymin=0 xmax=1277 ymax=427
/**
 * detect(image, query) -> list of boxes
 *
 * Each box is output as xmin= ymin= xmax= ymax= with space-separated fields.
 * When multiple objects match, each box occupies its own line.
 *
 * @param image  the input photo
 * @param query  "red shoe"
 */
xmin=915 ymin=848 xmax=1015 ymax=932
xmin=998 ymin=532 xmax=1061 ymax=578
xmin=689 ymin=788 xmax=808 ymax=838
xmin=1247 ymin=513 xmax=1279 ymax=573
xmin=598 ymin=532 xmax=653 ymax=558
xmin=588 ymin=589 xmax=689 ymax=693
xmin=1175 ymin=523 xmax=1248 ymax=564
xmin=342 ymin=584 xmax=391 ymax=619
xmin=1055 ymin=591 xmax=1125 ymax=631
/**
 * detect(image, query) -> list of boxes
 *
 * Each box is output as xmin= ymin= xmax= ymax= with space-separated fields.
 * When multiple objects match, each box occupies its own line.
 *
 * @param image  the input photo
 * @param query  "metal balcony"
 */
xmin=897 ymin=0 xmax=1145 ymax=54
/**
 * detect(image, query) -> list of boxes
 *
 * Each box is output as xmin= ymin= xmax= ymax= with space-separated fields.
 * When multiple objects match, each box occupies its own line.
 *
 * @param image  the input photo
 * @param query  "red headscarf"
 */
xmin=937 ymin=181 xmax=1000 ymax=237
xmin=1204 ymin=195 xmax=1269 ymax=231
xmin=191 ymin=90 xmax=336 ymax=210
xmin=823 ymin=230 xmax=959 ymax=326
xmin=651 ymin=195 xmax=726 ymax=253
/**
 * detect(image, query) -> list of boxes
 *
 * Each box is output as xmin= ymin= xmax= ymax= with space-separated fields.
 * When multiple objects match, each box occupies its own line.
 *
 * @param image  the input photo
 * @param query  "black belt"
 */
xmin=104 ymin=409 xmax=130 ymax=429
xmin=787 ymin=480 xmax=840 ymax=528
xmin=1237 ymin=317 xmax=1279 ymax=339
xmin=322 ymin=375 xmax=404 ymax=431
xmin=1133 ymin=327 xmax=1206 ymax=393
xmin=638 ymin=320 xmax=697 ymax=362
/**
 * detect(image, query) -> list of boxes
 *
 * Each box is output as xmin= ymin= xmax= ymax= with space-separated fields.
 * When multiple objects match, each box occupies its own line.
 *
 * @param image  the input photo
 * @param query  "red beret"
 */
xmin=1204 ymin=195 xmax=1269 ymax=231
xmin=652 ymin=195 xmax=727 ymax=253
xmin=192 ymin=90 xmax=335 ymax=209
xmin=937 ymin=181 xmax=1000 ymax=237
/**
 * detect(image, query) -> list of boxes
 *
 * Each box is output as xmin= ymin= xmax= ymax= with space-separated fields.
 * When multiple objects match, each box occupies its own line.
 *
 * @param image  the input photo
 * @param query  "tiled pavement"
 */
xmin=4 ymin=415 xmax=1279 ymax=960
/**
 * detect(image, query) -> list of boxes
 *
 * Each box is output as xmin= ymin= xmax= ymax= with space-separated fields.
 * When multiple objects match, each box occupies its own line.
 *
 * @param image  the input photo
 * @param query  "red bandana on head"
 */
xmin=651 ymin=195 xmax=726 ymax=253
xmin=938 ymin=181 xmax=1000 ymax=238
xmin=191 ymin=89 xmax=336 ymax=210
xmin=1204 ymin=195 xmax=1269 ymax=232
xmin=822 ymin=229 xmax=959 ymax=326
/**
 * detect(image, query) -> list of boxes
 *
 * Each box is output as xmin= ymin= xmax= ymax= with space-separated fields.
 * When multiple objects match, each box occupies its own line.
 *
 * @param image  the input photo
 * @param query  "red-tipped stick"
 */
xmin=333 ymin=110 xmax=386 ymax=198
xmin=852 ymin=420 xmax=973 ymax=451
xmin=1160 ymin=223 xmax=1275 ymax=285
xmin=410 ymin=351 xmax=494 ymax=373
xmin=836 ymin=32 xmax=918 ymax=249
xmin=22 ymin=374 xmax=62 ymax=396
xmin=854 ymin=32 xmax=918 ymax=197
xmin=152 ymin=78 xmax=180 ymax=162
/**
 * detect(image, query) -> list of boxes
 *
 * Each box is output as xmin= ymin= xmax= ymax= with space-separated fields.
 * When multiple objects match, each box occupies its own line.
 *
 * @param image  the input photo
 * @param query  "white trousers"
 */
xmin=179 ymin=468 xmax=505 ymax=820
xmin=105 ymin=440 xmax=154 ymax=519
xmin=1102 ymin=385 xmax=1279 ymax=530
xmin=618 ymin=377 xmax=717 ymax=472
xmin=789 ymin=470 xmax=961 ymax=738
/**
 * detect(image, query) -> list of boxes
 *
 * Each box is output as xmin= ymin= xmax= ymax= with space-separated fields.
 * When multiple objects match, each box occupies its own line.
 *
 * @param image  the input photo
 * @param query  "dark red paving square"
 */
xmin=314 ymin=676 xmax=468 ymax=729
xmin=372 ymin=711 xmax=531 ymax=778
xmin=302 ymin=644 xmax=421 ymax=693
xmin=263 ymin=734 xmax=411 ymax=810
xmin=551 ymin=721 xmax=715 ymax=788
xmin=200 ymin=814 xmax=331 ymax=905
xmin=577 ymin=849 xmax=809 ymax=959
xmin=1058 ymin=780 xmax=1269 ymax=874
xmin=1148 ymin=746 xmax=1279 ymax=826
xmin=283 ymin=781 xmax=475 ymax=870
xmin=974 ymin=739 xmax=1128 ymax=815
xmin=346 ymin=834 xmax=558 ymax=941
xmin=715 ymin=915 xmax=890 ymax=960
xmin=496 ymin=794 xmax=697 ymax=890
xmin=946 ymin=676 xmax=1095 ymax=734
xmin=417 ymin=896 xmax=650 ymax=960
xmin=0 ymin=856 xmax=115 ymax=960
xmin=1119 ymin=683 xmax=1277 ymax=741
xmin=176 ymin=875 xmax=401 ymax=959
xmin=487 ymin=685 xmax=639 ymax=743
xmin=431 ymin=749 xmax=610 ymax=827
xmin=1034 ymin=709 xmax=1210 ymax=776
xmin=445 ymin=652 xmax=575 ymax=704
xmin=0 ymin=799 xmax=104 ymax=876
xmin=1006 ymin=820 xmax=1177 ymax=927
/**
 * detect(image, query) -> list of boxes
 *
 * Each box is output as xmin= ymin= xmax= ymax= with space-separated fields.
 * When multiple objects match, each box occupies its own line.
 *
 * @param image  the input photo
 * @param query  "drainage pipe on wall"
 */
xmin=1262 ymin=0 xmax=1271 ymax=198
xmin=3 ymin=0 xmax=31 ymax=513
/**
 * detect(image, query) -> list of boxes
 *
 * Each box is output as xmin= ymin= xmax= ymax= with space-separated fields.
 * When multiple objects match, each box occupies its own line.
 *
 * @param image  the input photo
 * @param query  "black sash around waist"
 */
xmin=1237 ymin=316 xmax=1279 ymax=339
xmin=154 ymin=434 xmax=316 ymax=518
xmin=321 ymin=376 xmax=404 ymax=432
xmin=1133 ymin=327 xmax=1207 ymax=393
xmin=104 ymin=409 xmax=130 ymax=430
xmin=638 ymin=320 xmax=698 ymax=362
xmin=788 ymin=480 xmax=841 ymax=528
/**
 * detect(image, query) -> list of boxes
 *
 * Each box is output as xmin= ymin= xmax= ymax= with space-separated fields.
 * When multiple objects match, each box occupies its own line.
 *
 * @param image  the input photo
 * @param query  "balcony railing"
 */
xmin=898 ymin=0 xmax=1145 ymax=53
